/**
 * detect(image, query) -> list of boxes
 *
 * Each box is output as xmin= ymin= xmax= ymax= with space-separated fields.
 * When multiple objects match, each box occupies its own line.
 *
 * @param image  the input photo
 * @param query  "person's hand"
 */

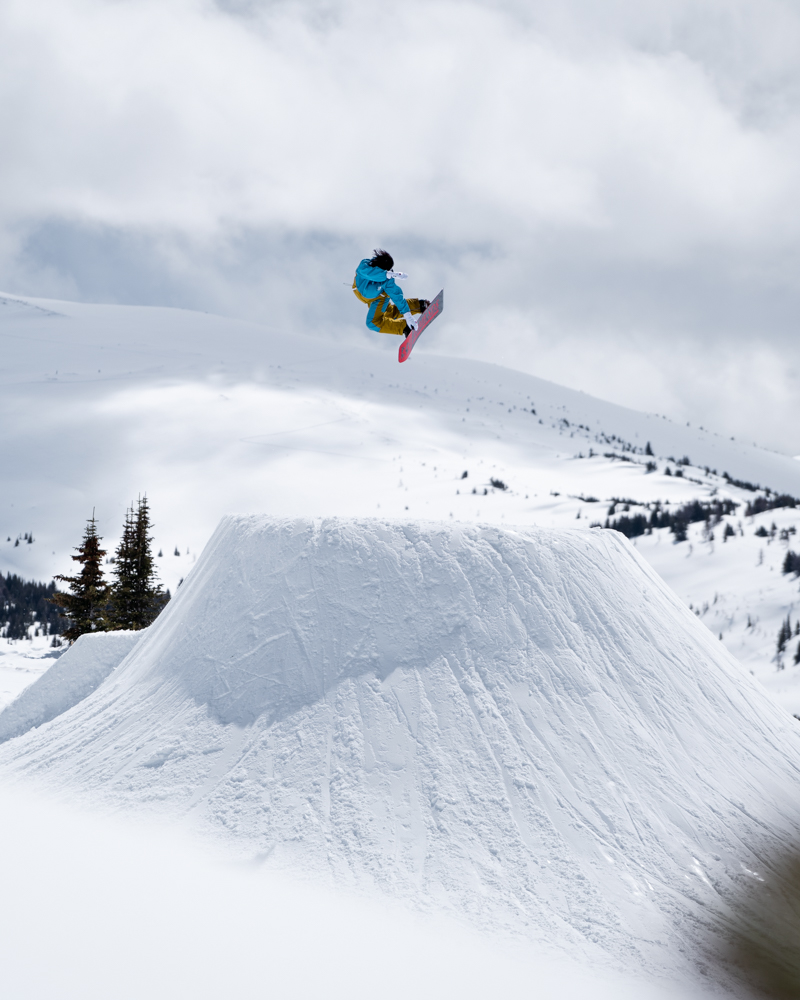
xmin=403 ymin=312 xmax=418 ymax=331
xmin=387 ymin=270 xmax=408 ymax=281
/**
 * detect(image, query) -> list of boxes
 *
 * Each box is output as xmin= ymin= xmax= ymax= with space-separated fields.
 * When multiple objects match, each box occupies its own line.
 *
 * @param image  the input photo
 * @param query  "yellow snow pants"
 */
xmin=353 ymin=281 xmax=426 ymax=336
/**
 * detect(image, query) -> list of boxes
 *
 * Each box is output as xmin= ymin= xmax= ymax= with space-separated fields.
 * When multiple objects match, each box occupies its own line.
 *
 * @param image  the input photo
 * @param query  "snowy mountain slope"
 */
xmin=2 ymin=516 xmax=800 ymax=980
xmin=2 ymin=291 xmax=800 ymax=704
xmin=636 ymin=507 xmax=800 ymax=712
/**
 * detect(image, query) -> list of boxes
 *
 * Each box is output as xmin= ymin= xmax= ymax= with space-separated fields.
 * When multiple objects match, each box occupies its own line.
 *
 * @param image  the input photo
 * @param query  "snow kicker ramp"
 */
xmin=0 ymin=629 xmax=144 ymax=744
xmin=2 ymin=516 xmax=800 ymax=970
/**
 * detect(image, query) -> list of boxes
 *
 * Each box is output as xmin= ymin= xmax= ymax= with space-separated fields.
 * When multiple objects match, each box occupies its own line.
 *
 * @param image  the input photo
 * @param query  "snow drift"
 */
xmin=2 ymin=516 xmax=800 ymax=973
xmin=0 ymin=629 xmax=144 ymax=744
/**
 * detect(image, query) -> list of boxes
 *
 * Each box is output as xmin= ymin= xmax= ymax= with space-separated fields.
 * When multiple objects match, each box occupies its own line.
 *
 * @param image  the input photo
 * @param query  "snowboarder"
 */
xmin=353 ymin=250 xmax=429 ymax=338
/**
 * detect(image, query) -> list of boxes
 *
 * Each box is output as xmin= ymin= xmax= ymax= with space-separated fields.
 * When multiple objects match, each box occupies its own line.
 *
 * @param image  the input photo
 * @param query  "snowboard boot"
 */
xmin=403 ymin=299 xmax=430 ymax=336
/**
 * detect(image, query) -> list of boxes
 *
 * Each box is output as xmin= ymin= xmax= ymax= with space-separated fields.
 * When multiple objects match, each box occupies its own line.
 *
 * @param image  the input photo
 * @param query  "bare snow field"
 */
xmin=0 ymin=636 xmax=61 ymax=712
xmin=3 ymin=294 xmax=800 ymax=994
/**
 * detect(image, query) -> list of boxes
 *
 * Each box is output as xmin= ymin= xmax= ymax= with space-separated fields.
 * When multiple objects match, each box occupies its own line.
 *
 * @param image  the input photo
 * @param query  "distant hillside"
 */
xmin=0 ymin=574 xmax=62 ymax=640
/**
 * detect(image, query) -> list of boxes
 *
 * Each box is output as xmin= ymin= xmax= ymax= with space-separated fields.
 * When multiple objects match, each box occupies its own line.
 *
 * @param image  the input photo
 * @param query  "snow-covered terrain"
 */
xmin=2 ymin=514 xmax=799 ymax=989
xmin=0 ymin=636 xmax=62 ymax=712
xmin=0 ymin=784 xmax=690 ymax=1000
xmin=4 ymin=292 xmax=800 ymax=994
xmin=2 ymin=291 xmax=800 ymax=713
xmin=0 ymin=629 xmax=142 ymax=742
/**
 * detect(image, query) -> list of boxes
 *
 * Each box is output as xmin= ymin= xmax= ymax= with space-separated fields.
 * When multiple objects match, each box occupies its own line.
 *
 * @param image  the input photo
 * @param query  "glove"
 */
xmin=404 ymin=312 xmax=418 ymax=331
xmin=387 ymin=270 xmax=408 ymax=281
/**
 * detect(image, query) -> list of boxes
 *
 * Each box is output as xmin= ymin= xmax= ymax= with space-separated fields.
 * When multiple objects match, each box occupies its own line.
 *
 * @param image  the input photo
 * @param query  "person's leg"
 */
xmin=365 ymin=295 xmax=386 ymax=332
xmin=373 ymin=299 xmax=407 ymax=336
xmin=377 ymin=311 xmax=408 ymax=336
xmin=374 ymin=298 xmax=430 ymax=335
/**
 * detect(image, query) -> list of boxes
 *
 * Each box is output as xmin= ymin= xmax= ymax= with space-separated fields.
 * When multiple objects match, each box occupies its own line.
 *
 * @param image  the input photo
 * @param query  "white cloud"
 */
xmin=2 ymin=0 xmax=796 ymax=239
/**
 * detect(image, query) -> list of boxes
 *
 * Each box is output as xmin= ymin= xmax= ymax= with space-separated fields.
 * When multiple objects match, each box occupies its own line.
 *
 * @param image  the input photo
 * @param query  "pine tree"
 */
xmin=777 ymin=615 xmax=792 ymax=655
xmin=50 ymin=513 xmax=109 ymax=642
xmin=107 ymin=496 xmax=165 ymax=630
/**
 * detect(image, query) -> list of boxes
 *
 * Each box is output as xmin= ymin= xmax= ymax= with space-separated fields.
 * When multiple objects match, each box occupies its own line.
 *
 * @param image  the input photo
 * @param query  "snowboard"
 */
xmin=398 ymin=289 xmax=443 ymax=362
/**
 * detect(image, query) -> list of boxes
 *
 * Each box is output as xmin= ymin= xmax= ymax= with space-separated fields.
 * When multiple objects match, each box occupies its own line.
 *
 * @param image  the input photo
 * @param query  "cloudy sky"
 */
xmin=3 ymin=0 xmax=800 ymax=454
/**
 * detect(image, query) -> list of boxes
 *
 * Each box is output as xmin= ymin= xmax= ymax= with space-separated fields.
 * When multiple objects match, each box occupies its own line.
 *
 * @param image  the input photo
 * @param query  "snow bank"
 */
xmin=2 ymin=516 xmax=800 ymax=975
xmin=0 ymin=786 xmax=693 ymax=1000
xmin=0 ymin=629 xmax=144 ymax=744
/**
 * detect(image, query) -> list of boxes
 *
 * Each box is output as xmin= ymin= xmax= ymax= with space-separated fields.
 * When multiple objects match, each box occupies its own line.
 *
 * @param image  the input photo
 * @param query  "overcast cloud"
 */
xmin=3 ymin=0 xmax=800 ymax=452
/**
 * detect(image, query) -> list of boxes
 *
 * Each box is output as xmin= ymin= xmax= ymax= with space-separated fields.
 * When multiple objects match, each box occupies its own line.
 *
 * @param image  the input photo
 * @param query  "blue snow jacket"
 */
xmin=354 ymin=259 xmax=410 ymax=315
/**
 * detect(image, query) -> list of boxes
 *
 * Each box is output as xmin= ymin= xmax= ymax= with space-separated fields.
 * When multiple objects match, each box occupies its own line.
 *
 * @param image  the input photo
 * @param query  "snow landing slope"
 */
xmin=2 ymin=516 xmax=800 ymax=974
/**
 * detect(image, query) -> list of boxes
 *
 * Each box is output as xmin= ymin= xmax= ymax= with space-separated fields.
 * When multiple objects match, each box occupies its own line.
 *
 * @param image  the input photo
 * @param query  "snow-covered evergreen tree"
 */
xmin=107 ymin=496 xmax=165 ymax=630
xmin=777 ymin=615 xmax=793 ymax=656
xmin=50 ymin=513 xmax=109 ymax=642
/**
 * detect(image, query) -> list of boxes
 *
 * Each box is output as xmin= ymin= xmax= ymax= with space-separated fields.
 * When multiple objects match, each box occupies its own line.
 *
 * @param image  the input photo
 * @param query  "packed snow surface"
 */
xmin=3 ymin=515 xmax=800 ymax=977
xmin=0 ymin=785 xmax=688 ymax=1000
xmin=0 ymin=629 xmax=143 ymax=744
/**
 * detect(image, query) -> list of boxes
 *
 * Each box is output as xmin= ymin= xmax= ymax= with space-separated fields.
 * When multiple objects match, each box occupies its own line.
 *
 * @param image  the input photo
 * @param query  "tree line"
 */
xmin=600 ymin=498 xmax=740 ymax=542
xmin=0 ymin=575 xmax=61 ymax=641
xmin=51 ymin=496 xmax=168 ymax=642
